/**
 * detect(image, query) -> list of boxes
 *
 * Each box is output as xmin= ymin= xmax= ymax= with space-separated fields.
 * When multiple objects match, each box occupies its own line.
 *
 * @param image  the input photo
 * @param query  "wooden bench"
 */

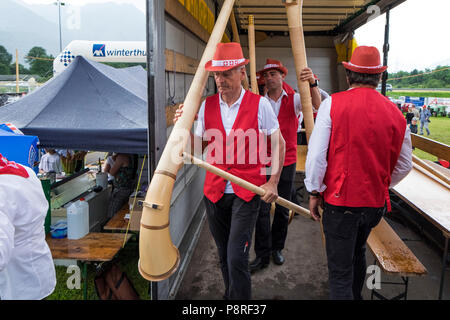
xmin=367 ymin=218 xmax=427 ymax=300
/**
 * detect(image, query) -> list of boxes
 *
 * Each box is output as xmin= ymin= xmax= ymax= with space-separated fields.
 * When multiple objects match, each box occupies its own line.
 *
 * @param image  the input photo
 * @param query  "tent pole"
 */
xmin=146 ymin=0 xmax=166 ymax=300
xmin=381 ymin=7 xmax=390 ymax=96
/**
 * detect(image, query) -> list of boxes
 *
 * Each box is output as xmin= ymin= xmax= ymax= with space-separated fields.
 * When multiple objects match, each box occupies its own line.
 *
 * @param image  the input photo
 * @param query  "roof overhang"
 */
xmin=230 ymin=0 xmax=407 ymax=36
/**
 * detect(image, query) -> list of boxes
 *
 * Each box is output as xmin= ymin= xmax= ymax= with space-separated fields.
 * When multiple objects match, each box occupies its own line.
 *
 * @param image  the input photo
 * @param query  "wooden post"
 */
xmin=247 ymin=15 xmax=258 ymax=94
xmin=15 ymin=49 xmax=19 ymax=93
xmin=230 ymin=10 xmax=249 ymax=90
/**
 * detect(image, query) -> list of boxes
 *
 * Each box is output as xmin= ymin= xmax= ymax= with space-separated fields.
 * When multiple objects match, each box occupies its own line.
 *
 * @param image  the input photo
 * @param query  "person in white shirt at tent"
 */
xmin=0 ymin=153 xmax=56 ymax=300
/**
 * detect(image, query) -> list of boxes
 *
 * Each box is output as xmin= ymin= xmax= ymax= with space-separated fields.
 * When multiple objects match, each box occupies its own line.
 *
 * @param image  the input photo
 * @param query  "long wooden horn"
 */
xmin=284 ymin=0 xmax=314 ymax=143
xmin=138 ymin=0 xmax=236 ymax=282
xmin=285 ymin=0 xmax=326 ymax=245
xmin=248 ymin=15 xmax=258 ymax=94
xmin=183 ymin=153 xmax=311 ymax=218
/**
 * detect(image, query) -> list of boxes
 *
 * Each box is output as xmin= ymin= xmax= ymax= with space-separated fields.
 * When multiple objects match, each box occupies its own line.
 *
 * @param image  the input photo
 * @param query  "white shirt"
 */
xmin=39 ymin=153 xmax=63 ymax=174
xmin=304 ymin=95 xmax=413 ymax=193
xmin=0 ymin=166 xmax=56 ymax=299
xmin=195 ymin=87 xmax=279 ymax=193
xmin=264 ymin=90 xmax=302 ymax=118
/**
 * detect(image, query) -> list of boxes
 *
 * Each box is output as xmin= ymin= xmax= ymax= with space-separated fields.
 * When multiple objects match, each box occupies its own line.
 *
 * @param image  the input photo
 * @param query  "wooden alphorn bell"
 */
xmin=248 ymin=15 xmax=258 ymax=94
xmin=138 ymin=0 xmax=236 ymax=282
xmin=183 ymin=153 xmax=311 ymax=218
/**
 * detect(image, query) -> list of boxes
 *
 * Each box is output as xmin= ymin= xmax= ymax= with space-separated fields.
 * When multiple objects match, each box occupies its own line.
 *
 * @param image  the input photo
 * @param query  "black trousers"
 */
xmin=254 ymin=163 xmax=296 ymax=260
xmin=204 ymin=194 xmax=260 ymax=300
xmin=322 ymin=202 xmax=385 ymax=300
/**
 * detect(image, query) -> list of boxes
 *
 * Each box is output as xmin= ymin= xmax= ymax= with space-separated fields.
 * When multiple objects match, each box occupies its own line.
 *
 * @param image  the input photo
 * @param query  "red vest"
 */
xmin=278 ymin=93 xmax=298 ymax=166
xmin=265 ymin=92 xmax=298 ymax=167
xmin=203 ymin=91 xmax=266 ymax=203
xmin=323 ymin=88 xmax=406 ymax=211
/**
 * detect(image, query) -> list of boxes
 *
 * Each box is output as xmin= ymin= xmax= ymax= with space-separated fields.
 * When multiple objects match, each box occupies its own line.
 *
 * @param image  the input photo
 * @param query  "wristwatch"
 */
xmin=309 ymin=191 xmax=320 ymax=197
xmin=309 ymin=79 xmax=318 ymax=88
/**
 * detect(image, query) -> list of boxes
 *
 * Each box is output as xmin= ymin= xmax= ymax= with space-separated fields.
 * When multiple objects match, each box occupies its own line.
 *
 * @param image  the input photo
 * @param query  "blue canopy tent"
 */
xmin=0 ymin=127 xmax=39 ymax=173
xmin=0 ymin=56 xmax=148 ymax=154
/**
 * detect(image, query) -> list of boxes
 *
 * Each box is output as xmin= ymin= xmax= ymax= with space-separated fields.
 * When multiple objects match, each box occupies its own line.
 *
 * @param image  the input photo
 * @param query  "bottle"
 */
xmin=67 ymin=198 xmax=90 ymax=239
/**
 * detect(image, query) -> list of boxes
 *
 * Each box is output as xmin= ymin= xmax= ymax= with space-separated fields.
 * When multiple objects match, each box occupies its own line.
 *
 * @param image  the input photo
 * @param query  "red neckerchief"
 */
xmin=0 ymin=153 xmax=29 ymax=178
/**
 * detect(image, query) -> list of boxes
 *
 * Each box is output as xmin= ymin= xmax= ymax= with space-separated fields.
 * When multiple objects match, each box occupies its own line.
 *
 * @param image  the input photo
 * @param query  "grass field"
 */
xmin=388 ymin=91 xmax=450 ymax=98
xmin=410 ymin=116 xmax=450 ymax=161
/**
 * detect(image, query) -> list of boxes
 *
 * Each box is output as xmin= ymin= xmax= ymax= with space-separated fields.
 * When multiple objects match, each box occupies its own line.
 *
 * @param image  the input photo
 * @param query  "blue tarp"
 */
xmin=0 ymin=128 xmax=39 ymax=173
xmin=0 ymin=56 xmax=148 ymax=154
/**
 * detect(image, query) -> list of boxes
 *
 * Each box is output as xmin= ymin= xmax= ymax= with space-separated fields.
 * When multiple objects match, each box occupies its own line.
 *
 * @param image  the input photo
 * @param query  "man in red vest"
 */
xmin=305 ymin=46 xmax=413 ymax=300
xmin=250 ymin=59 xmax=322 ymax=272
xmin=176 ymin=43 xmax=285 ymax=299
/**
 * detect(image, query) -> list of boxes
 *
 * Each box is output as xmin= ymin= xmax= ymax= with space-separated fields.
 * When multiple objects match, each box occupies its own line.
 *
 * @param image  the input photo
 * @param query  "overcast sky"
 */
xmin=22 ymin=0 xmax=450 ymax=72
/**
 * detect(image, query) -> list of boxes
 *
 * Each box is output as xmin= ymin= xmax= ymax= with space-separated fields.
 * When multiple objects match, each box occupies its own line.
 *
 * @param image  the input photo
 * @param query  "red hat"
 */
xmin=342 ymin=46 xmax=387 ymax=74
xmin=258 ymin=58 xmax=288 ymax=76
xmin=205 ymin=42 xmax=249 ymax=72
xmin=256 ymin=71 xmax=265 ymax=85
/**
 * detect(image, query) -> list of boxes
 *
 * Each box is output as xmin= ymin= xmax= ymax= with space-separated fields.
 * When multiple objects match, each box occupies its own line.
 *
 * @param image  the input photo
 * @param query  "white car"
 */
xmin=377 ymin=84 xmax=393 ymax=91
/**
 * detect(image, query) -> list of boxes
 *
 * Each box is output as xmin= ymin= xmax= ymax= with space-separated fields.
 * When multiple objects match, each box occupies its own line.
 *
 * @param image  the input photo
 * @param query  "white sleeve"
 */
xmin=0 ymin=207 xmax=14 ymax=272
xmin=390 ymin=126 xmax=413 ymax=187
xmin=294 ymin=93 xmax=302 ymax=116
xmin=258 ymin=96 xmax=279 ymax=135
xmin=194 ymin=100 xmax=206 ymax=138
xmin=304 ymin=97 xmax=332 ymax=192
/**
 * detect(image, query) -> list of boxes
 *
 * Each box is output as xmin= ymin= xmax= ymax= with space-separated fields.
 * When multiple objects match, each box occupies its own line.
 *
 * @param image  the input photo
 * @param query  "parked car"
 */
xmin=376 ymin=83 xmax=393 ymax=91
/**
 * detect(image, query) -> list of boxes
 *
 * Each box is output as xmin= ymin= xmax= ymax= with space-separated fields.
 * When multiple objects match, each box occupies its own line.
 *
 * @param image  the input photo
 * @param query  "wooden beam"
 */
xmin=165 ymin=0 xmax=210 ymax=43
xmin=240 ymin=19 xmax=339 ymax=26
xmin=411 ymin=133 xmax=450 ymax=162
xmin=236 ymin=0 xmax=367 ymax=6
xmin=239 ymin=13 xmax=350 ymax=20
xmin=237 ymin=7 xmax=358 ymax=14
xmin=165 ymin=49 xmax=199 ymax=75
xmin=241 ymin=25 xmax=334 ymax=31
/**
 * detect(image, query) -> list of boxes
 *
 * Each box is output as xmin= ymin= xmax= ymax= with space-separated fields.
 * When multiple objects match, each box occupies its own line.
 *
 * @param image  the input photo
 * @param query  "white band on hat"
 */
xmin=347 ymin=61 xmax=384 ymax=69
xmin=211 ymin=58 xmax=246 ymax=67
xmin=264 ymin=63 xmax=281 ymax=69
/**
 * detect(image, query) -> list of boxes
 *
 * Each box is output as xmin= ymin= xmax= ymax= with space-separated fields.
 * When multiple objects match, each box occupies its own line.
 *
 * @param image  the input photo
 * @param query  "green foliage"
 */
xmin=388 ymin=65 xmax=450 ymax=88
xmin=26 ymin=46 xmax=54 ymax=79
xmin=0 ymin=45 xmax=12 ymax=66
xmin=0 ymin=63 xmax=10 ymax=75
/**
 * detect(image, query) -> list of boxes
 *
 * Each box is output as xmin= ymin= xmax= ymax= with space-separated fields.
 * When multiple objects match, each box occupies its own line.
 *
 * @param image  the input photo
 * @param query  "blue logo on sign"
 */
xmin=92 ymin=44 xmax=106 ymax=57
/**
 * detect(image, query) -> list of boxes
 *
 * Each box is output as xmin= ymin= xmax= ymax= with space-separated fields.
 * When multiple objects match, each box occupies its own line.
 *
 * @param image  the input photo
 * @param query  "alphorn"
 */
xmin=183 ymin=152 xmax=311 ymax=218
xmin=412 ymin=154 xmax=450 ymax=186
xmin=285 ymin=0 xmax=326 ymax=245
xmin=284 ymin=0 xmax=314 ymax=143
xmin=248 ymin=15 xmax=258 ymax=94
xmin=138 ymin=0 xmax=236 ymax=282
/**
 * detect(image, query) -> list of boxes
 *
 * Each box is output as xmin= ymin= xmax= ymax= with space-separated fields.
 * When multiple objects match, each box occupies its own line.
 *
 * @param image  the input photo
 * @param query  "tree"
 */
xmin=25 ymin=46 xmax=54 ymax=78
xmin=0 ymin=45 xmax=13 ymax=75
xmin=0 ymin=45 xmax=12 ymax=66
